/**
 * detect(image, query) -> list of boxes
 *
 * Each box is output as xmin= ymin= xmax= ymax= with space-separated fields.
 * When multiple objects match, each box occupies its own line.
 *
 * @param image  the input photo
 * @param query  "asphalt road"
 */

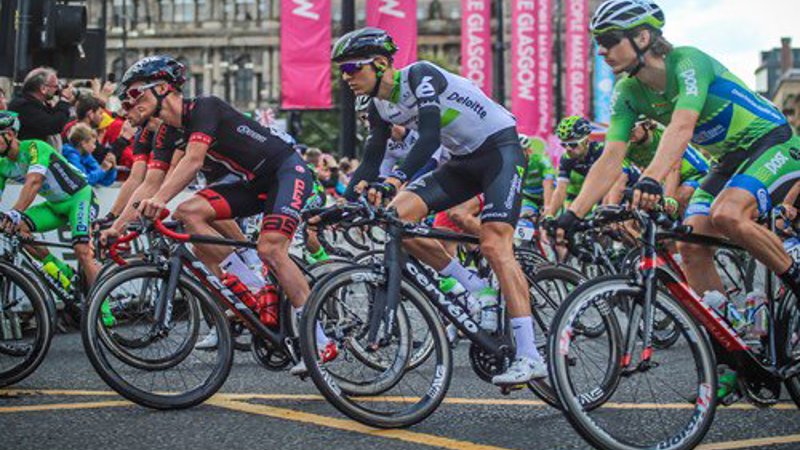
xmin=2 ymin=331 xmax=800 ymax=450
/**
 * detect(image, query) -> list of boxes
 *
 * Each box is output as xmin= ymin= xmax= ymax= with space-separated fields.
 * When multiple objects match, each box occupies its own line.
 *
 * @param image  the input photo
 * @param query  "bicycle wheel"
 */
xmin=781 ymin=291 xmax=800 ymax=408
xmin=82 ymin=264 xmax=233 ymax=410
xmin=343 ymin=225 xmax=373 ymax=252
xmin=300 ymin=265 xmax=452 ymax=428
xmin=524 ymin=264 xmax=586 ymax=407
xmin=549 ymin=275 xmax=718 ymax=450
xmin=0 ymin=262 xmax=54 ymax=388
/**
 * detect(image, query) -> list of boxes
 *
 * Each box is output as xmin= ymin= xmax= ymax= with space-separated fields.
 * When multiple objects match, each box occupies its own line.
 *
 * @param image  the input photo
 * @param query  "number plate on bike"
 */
xmin=515 ymin=225 xmax=536 ymax=242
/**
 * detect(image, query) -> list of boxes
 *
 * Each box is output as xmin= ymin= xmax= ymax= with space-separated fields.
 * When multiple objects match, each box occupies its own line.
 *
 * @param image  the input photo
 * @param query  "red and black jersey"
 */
xmin=181 ymin=96 xmax=295 ymax=180
xmin=132 ymin=123 xmax=185 ymax=171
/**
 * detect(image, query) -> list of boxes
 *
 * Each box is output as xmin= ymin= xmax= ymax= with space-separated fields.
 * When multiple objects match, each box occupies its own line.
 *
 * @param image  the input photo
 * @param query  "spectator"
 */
xmin=62 ymin=95 xmax=105 ymax=139
xmin=8 ymin=67 xmax=75 ymax=146
xmin=0 ymin=87 xmax=7 ymax=111
xmin=304 ymin=147 xmax=322 ymax=168
xmin=64 ymin=95 xmax=135 ymax=169
xmin=63 ymin=123 xmax=117 ymax=187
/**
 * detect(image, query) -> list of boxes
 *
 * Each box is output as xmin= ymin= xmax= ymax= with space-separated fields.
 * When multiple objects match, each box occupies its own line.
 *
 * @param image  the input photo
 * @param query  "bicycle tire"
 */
xmin=81 ymin=264 xmax=233 ymax=410
xmin=0 ymin=261 xmax=54 ymax=388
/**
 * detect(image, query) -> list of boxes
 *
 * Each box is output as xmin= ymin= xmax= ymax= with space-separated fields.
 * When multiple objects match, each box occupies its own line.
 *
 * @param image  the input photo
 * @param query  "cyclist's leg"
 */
xmin=710 ymin=133 xmax=800 ymax=280
xmin=66 ymin=188 xmax=100 ymax=284
xmin=257 ymin=156 xmax=313 ymax=309
xmin=20 ymin=201 xmax=64 ymax=260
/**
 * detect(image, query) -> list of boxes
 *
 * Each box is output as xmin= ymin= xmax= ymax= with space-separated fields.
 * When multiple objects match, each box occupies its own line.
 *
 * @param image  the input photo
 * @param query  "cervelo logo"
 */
xmin=415 ymin=76 xmax=436 ymax=98
xmin=406 ymin=262 xmax=479 ymax=333
xmin=378 ymin=0 xmax=405 ymax=18
xmin=237 ymin=125 xmax=268 ymax=143
xmin=680 ymin=69 xmax=699 ymax=96
xmin=765 ymin=151 xmax=788 ymax=175
xmin=292 ymin=0 xmax=319 ymax=20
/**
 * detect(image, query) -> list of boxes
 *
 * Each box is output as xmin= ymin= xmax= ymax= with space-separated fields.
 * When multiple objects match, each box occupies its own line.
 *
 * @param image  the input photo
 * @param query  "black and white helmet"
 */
xmin=355 ymin=95 xmax=372 ymax=113
xmin=590 ymin=0 xmax=665 ymax=36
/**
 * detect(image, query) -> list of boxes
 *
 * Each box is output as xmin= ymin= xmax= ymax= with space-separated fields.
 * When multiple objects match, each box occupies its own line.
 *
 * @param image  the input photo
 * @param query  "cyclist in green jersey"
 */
xmin=554 ymin=0 xmax=800 ymax=308
xmin=0 ymin=111 xmax=102 ymax=287
xmin=518 ymin=134 xmax=555 ymax=221
xmin=627 ymin=118 xmax=710 ymax=216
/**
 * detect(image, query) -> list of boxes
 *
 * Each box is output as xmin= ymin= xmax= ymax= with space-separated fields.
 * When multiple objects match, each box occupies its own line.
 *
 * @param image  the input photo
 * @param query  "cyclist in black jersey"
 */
xmin=117 ymin=57 xmax=332 ymax=365
xmin=334 ymin=28 xmax=546 ymax=384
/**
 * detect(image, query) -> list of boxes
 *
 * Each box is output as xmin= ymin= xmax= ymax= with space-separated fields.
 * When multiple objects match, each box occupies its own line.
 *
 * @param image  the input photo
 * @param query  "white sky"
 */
xmin=659 ymin=0 xmax=800 ymax=88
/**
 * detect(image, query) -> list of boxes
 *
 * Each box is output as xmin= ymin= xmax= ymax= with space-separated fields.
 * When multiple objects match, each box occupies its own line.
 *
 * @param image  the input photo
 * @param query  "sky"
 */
xmin=659 ymin=0 xmax=799 ymax=88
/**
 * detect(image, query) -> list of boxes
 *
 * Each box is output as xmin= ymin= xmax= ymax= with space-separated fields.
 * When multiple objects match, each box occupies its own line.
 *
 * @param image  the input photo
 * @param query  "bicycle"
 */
xmin=297 ymin=201 xmax=612 ymax=428
xmin=548 ymin=205 xmax=800 ymax=450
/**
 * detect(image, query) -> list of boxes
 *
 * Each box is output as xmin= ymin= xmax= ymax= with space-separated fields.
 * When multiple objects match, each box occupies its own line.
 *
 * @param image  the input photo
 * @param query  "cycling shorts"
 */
xmin=686 ymin=125 xmax=800 ymax=218
xmin=196 ymin=152 xmax=313 ymax=239
xmin=23 ymin=185 xmax=98 ymax=244
xmin=406 ymin=127 xmax=526 ymax=225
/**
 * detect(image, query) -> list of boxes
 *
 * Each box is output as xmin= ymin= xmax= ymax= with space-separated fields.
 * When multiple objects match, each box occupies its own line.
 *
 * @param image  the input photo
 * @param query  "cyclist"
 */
xmin=554 ymin=0 xmax=800 ymax=365
xmin=333 ymin=27 xmax=546 ymax=384
xmin=0 ymin=112 xmax=106 ymax=311
xmin=518 ymin=134 xmax=556 ymax=226
xmin=117 ymin=56 xmax=336 ymax=370
xmin=627 ymin=118 xmax=710 ymax=216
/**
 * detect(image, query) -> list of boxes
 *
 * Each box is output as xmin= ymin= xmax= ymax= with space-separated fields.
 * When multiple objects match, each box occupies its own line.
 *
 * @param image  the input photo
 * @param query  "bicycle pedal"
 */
xmin=499 ymin=383 xmax=526 ymax=395
xmin=719 ymin=392 xmax=742 ymax=407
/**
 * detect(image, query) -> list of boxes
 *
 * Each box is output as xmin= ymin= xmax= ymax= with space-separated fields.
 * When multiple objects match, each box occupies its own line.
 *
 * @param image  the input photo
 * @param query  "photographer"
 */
xmin=8 ymin=67 xmax=75 ymax=146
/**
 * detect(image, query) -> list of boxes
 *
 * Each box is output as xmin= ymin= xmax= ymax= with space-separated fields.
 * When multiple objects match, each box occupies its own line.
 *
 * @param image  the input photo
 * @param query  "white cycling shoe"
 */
xmin=195 ymin=328 xmax=218 ymax=350
xmin=491 ymin=356 xmax=548 ymax=385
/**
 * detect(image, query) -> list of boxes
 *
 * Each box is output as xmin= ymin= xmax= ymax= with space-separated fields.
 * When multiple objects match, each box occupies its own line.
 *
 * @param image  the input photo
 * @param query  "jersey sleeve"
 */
xmin=558 ymin=155 xmax=574 ymax=182
xmin=148 ymin=124 xmax=183 ymax=172
xmin=672 ymin=48 xmax=714 ymax=113
xmin=27 ymin=141 xmax=54 ymax=176
xmin=606 ymin=79 xmax=639 ymax=143
xmin=186 ymin=98 xmax=219 ymax=146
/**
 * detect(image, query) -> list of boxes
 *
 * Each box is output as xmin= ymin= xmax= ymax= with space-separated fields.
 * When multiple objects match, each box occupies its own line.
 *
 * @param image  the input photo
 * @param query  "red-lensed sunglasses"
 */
xmin=338 ymin=59 xmax=374 ymax=75
xmin=121 ymin=81 xmax=162 ymax=111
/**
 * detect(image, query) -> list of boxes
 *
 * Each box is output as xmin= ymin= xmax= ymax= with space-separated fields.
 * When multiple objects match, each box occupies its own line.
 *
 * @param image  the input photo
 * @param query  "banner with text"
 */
xmin=564 ymin=0 xmax=590 ymax=117
xmin=366 ymin=0 xmax=417 ymax=68
xmin=593 ymin=43 xmax=615 ymax=124
xmin=461 ymin=0 xmax=492 ymax=95
xmin=511 ymin=0 xmax=554 ymax=137
xmin=281 ymin=0 xmax=332 ymax=109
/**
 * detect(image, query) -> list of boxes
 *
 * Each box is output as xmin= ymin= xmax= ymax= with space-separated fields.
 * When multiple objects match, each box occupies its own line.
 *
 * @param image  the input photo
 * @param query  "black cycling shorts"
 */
xmin=196 ymin=152 xmax=313 ymax=238
xmin=406 ymin=127 xmax=526 ymax=225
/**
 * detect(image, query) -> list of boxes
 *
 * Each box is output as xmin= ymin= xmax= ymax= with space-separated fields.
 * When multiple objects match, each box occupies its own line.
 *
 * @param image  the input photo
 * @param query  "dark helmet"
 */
xmin=119 ymin=55 xmax=186 ymax=98
xmin=0 ymin=111 xmax=20 ymax=134
xmin=556 ymin=116 xmax=593 ymax=142
xmin=332 ymin=27 xmax=398 ymax=63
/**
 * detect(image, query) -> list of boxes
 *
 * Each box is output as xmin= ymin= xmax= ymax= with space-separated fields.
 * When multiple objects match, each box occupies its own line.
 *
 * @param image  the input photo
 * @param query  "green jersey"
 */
xmin=0 ymin=140 xmax=87 ymax=203
xmin=607 ymin=47 xmax=787 ymax=157
xmin=627 ymin=127 xmax=711 ymax=183
xmin=522 ymin=148 xmax=556 ymax=205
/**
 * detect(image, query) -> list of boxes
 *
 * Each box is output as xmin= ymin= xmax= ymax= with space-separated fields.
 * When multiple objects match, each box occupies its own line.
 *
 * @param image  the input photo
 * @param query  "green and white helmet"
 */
xmin=0 ymin=111 xmax=20 ymax=134
xmin=590 ymin=0 xmax=665 ymax=36
xmin=556 ymin=116 xmax=592 ymax=142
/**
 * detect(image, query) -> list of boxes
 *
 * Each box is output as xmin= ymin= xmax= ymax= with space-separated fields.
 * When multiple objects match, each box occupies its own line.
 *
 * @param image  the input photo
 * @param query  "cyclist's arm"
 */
xmin=603 ymin=171 xmax=630 ymax=205
xmin=344 ymin=102 xmax=390 ymax=200
xmin=389 ymin=64 xmax=446 ymax=186
xmin=151 ymin=140 xmax=206 ymax=205
xmin=545 ymin=181 xmax=569 ymax=218
xmin=542 ymin=178 xmax=555 ymax=213
xmin=568 ymin=141 xmax=628 ymax=217
xmin=112 ymin=166 xmax=168 ymax=232
xmin=11 ymin=172 xmax=44 ymax=212
xmin=663 ymin=162 xmax=682 ymax=199
xmin=109 ymin=160 xmax=147 ymax=216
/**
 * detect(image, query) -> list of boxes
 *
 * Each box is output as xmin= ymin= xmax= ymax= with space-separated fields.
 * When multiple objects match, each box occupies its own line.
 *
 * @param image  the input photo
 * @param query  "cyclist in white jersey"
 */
xmin=334 ymin=28 xmax=546 ymax=384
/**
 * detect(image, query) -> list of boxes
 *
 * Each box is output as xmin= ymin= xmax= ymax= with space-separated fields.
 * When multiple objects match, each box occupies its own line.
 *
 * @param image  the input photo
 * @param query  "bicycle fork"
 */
xmin=367 ymin=219 xmax=403 ymax=349
xmin=623 ymin=221 xmax=658 ymax=373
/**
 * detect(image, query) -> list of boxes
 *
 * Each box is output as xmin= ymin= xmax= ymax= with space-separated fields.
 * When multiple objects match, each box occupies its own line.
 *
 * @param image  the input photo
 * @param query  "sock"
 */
xmin=511 ymin=316 xmax=541 ymax=361
xmin=293 ymin=306 xmax=328 ymax=348
xmin=310 ymin=247 xmax=329 ymax=262
xmin=236 ymin=248 xmax=262 ymax=269
xmin=221 ymin=252 xmax=266 ymax=292
xmin=780 ymin=261 xmax=800 ymax=294
xmin=441 ymin=258 xmax=487 ymax=293
xmin=44 ymin=254 xmax=75 ymax=280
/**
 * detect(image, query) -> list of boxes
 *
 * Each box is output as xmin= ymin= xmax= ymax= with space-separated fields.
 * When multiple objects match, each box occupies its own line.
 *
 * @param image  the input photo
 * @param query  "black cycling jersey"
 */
xmin=557 ymin=141 xmax=604 ymax=182
xmin=132 ymin=123 xmax=185 ymax=171
xmin=181 ymin=96 xmax=295 ymax=180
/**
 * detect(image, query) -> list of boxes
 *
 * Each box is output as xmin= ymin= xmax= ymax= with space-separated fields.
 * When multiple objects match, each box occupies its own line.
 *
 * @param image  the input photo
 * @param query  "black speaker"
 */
xmin=0 ymin=0 xmax=19 ymax=77
xmin=50 ymin=28 xmax=105 ymax=79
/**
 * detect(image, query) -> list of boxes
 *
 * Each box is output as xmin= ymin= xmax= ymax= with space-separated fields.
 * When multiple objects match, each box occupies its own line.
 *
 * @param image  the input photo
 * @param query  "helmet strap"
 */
xmin=369 ymin=62 xmax=384 ymax=98
xmin=624 ymin=29 xmax=656 ymax=77
xmin=0 ymin=133 xmax=12 ymax=155
xmin=151 ymin=85 xmax=175 ymax=118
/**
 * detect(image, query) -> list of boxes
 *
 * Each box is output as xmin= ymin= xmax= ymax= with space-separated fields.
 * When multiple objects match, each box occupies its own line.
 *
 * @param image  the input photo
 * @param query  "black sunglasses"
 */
xmin=595 ymin=31 xmax=626 ymax=50
xmin=338 ymin=59 xmax=373 ymax=75
xmin=563 ymin=138 xmax=587 ymax=149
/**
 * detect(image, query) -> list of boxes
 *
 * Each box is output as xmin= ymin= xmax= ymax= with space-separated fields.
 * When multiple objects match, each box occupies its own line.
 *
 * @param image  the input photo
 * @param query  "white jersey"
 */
xmin=372 ymin=61 xmax=516 ymax=156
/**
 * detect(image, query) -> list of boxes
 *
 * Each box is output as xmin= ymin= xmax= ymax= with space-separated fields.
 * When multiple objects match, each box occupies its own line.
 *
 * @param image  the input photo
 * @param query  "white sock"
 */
xmin=293 ymin=306 xmax=328 ymax=348
xmin=441 ymin=258 xmax=487 ymax=293
xmin=511 ymin=316 xmax=541 ymax=361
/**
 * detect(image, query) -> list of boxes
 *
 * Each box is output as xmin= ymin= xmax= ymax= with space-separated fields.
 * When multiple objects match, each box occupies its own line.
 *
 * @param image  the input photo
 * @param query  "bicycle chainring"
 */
xmin=739 ymin=376 xmax=781 ymax=407
xmin=469 ymin=343 xmax=507 ymax=383
xmin=251 ymin=335 xmax=292 ymax=371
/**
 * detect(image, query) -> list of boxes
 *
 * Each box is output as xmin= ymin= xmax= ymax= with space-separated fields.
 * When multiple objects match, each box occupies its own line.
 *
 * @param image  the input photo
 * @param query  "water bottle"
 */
xmin=744 ymin=291 xmax=769 ymax=338
xmin=702 ymin=290 xmax=746 ymax=333
xmin=479 ymin=289 xmax=499 ymax=332
xmin=439 ymin=277 xmax=481 ymax=321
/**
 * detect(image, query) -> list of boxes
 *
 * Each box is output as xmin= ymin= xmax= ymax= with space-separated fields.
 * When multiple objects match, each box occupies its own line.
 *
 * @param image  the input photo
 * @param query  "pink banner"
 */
xmin=281 ymin=0 xmax=332 ymax=109
xmin=564 ymin=0 xmax=590 ymax=117
xmin=511 ymin=0 xmax=554 ymax=138
xmin=461 ymin=0 xmax=492 ymax=95
xmin=366 ymin=0 xmax=417 ymax=68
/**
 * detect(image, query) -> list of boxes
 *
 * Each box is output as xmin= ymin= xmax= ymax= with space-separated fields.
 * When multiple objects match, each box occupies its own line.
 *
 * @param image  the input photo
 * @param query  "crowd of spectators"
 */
xmin=0 ymin=66 xmax=360 ymax=202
